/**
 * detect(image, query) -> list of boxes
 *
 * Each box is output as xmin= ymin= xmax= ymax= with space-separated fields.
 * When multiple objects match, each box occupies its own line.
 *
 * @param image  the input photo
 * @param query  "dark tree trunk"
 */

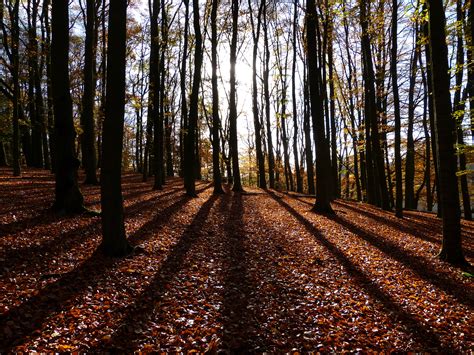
xmin=292 ymin=0 xmax=302 ymax=193
xmin=43 ymin=0 xmax=55 ymax=172
xmin=211 ymin=0 xmax=223 ymax=194
xmin=249 ymin=0 xmax=266 ymax=189
xmin=360 ymin=0 xmax=390 ymax=210
xmin=184 ymin=0 xmax=203 ymax=196
xmin=0 ymin=141 xmax=7 ymax=166
xmin=306 ymin=0 xmax=333 ymax=214
xmin=11 ymin=0 xmax=21 ymax=176
xmin=420 ymin=56 xmax=433 ymax=212
xmin=27 ymin=0 xmax=44 ymax=168
xmin=229 ymin=0 xmax=243 ymax=192
xmin=391 ymin=0 xmax=403 ymax=217
xmin=179 ymin=0 xmax=190 ymax=178
xmin=428 ymin=0 xmax=465 ymax=265
xmin=263 ymin=2 xmax=275 ymax=189
xmin=454 ymin=1 xmax=472 ymax=221
xmin=80 ymin=0 xmax=98 ymax=184
xmin=51 ymin=0 xmax=84 ymax=213
xmin=100 ymin=0 xmax=132 ymax=257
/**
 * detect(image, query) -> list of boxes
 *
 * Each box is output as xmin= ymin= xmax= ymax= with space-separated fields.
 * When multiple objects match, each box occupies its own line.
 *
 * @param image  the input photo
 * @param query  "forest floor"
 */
xmin=0 ymin=168 xmax=473 ymax=352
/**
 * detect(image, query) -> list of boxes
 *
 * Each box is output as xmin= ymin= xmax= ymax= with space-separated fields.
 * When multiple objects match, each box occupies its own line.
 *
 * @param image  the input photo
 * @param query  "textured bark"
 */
xmin=292 ymin=0 xmax=302 ymax=193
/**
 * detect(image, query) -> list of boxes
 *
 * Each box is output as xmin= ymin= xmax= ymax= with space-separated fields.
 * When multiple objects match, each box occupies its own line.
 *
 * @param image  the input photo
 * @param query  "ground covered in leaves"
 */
xmin=0 ymin=168 xmax=473 ymax=352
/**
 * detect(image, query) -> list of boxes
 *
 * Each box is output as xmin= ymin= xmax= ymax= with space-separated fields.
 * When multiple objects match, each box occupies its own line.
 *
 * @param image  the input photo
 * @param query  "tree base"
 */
xmin=311 ymin=203 xmax=335 ymax=215
xmin=437 ymin=248 xmax=468 ymax=267
xmin=101 ymin=240 xmax=134 ymax=258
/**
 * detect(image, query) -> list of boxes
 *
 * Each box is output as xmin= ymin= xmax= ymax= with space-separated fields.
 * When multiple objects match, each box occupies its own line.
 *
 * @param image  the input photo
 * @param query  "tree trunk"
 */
xmin=306 ymin=0 xmax=334 ymax=214
xmin=229 ymin=0 xmax=243 ymax=192
xmin=184 ymin=0 xmax=203 ymax=196
xmin=80 ymin=0 xmax=98 ymax=184
xmin=427 ymin=0 xmax=465 ymax=264
xmin=211 ymin=0 xmax=223 ymax=194
xmin=292 ymin=0 xmax=302 ymax=193
xmin=51 ymin=0 xmax=84 ymax=213
xmin=100 ymin=0 xmax=132 ymax=257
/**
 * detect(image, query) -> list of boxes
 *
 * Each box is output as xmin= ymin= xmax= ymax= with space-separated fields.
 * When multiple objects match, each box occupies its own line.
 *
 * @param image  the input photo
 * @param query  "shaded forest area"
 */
xmin=0 ymin=169 xmax=472 ymax=351
xmin=0 ymin=0 xmax=474 ymax=351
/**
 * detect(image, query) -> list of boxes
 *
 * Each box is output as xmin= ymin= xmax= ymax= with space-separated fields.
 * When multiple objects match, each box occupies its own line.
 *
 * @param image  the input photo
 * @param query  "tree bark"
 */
xmin=100 ymin=0 xmax=132 ymax=257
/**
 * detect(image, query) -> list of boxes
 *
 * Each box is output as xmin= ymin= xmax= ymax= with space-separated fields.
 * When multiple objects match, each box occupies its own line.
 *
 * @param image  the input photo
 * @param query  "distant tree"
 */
xmin=51 ymin=0 xmax=84 ymax=213
xmin=80 ymin=0 xmax=98 ymax=184
xmin=427 ymin=0 xmax=465 ymax=264
xmin=100 ymin=0 xmax=132 ymax=256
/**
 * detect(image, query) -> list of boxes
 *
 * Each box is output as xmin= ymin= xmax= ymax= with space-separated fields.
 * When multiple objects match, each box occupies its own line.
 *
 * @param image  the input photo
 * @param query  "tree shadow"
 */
xmin=93 ymin=193 xmax=220 ymax=351
xmin=266 ymin=190 xmax=448 ymax=351
xmin=219 ymin=191 xmax=257 ymax=351
xmin=0 ymin=185 xmax=212 ymax=351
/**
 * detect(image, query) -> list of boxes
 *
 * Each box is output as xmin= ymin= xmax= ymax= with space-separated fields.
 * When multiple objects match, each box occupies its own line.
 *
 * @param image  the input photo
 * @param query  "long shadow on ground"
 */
xmin=267 ymin=191 xmax=446 ymax=351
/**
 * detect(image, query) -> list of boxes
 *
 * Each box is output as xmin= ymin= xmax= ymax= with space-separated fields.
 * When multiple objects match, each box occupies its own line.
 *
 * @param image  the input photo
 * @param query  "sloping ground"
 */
xmin=0 ymin=168 xmax=472 ymax=352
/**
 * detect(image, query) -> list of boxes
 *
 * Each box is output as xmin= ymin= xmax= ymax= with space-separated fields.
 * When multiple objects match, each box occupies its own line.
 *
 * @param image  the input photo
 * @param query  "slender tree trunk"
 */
xmin=420 ymin=55 xmax=432 ymax=212
xmin=391 ymin=0 xmax=403 ymax=217
xmin=100 ymin=0 xmax=132 ymax=257
xmin=211 ymin=0 xmax=223 ymax=194
xmin=428 ymin=0 xmax=465 ymax=264
xmin=249 ymin=0 xmax=266 ymax=189
xmin=11 ymin=0 xmax=21 ymax=176
xmin=81 ymin=0 xmax=98 ymax=184
xmin=303 ymin=65 xmax=315 ymax=195
xmin=184 ymin=0 xmax=203 ymax=196
xmin=229 ymin=0 xmax=243 ymax=192
xmin=263 ymin=2 xmax=275 ymax=189
xmin=292 ymin=0 xmax=302 ymax=193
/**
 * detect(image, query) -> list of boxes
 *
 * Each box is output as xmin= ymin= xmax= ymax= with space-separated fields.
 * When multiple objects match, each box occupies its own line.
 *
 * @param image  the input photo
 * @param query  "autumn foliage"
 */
xmin=0 ymin=169 xmax=472 ymax=352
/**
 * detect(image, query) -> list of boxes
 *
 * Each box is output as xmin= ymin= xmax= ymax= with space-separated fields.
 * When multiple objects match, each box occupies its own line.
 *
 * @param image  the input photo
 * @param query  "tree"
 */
xmin=248 ymin=0 xmax=266 ymax=189
xmin=51 ymin=0 xmax=84 ymax=213
xmin=80 ymin=0 xmax=99 ymax=184
xmin=210 ymin=0 xmax=224 ymax=194
xmin=390 ymin=0 xmax=403 ymax=217
xmin=427 ymin=0 xmax=465 ymax=264
xmin=306 ymin=0 xmax=334 ymax=214
xmin=100 ymin=0 xmax=132 ymax=256
xmin=229 ymin=0 xmax=243 ymax=192
xmin=184 ymin=0 xmax=203 ymax=196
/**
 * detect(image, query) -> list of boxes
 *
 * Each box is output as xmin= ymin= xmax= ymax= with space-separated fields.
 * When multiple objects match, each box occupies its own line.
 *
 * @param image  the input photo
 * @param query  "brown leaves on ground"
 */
xmin=0 ymin=168 xmax=472 ymax=352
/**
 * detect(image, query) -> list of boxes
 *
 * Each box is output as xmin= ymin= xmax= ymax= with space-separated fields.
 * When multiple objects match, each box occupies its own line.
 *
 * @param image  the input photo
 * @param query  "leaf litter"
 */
xmin=0 ymin=168 xmax=472 ymax=352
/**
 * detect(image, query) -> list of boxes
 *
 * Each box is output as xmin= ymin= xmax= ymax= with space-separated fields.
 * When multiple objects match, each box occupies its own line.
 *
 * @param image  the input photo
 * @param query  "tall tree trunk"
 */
xmin=81 ymin=0 xmax=98 ymax=184
xmin=51 ymin=0 xmax=84 ymax=213
xmin=184 ymin=0 xmax=203 ymax=196
xmin=211 ymin=0 xmax=223 ymax=194
xmin=360 ymin=0 xmax=390 ymax=210
xmin=405 ymin=25 xmax=420 ymax=210
xmin=179 ymin=0 xmax=190 ymax=178
xmin=292 ymin=0 xmax=302 ymax=193
xmin=419 ymin=54 xmax=432 ymax=212
xmin=263 ymin=2 xmax=275 ymax=189
xmin=454 ymin=0 xmax=472 ymax=221
xmin=100 ymin=0 xmax=132 ymax=257
xmin=391 ymin=0 xmax=403 ymax=217
xmin=249 ymin=0 xmax=266 ymax=189
xmin=427 ymin=0 xmax=465 ymax=264
xmin=11 ymin=0 xmax=21 ymax=176
xmin=43 ymin=0 xmax=55 ymax=172
xmin=229 ymin=0 xmax=243 ymax=192
xmin=306 ymin=0 xmax=334 ymax=213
